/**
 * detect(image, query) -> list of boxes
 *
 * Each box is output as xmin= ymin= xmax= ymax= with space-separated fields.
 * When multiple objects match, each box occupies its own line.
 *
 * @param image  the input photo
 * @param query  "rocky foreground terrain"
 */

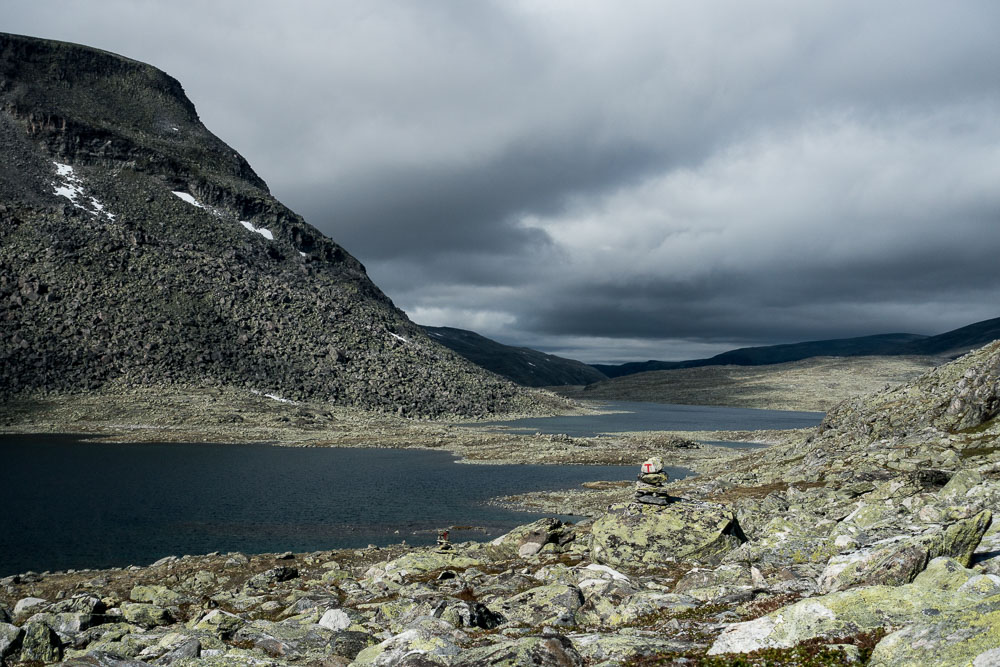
xmin=4 ymin=342 xmax=1000 ymax=665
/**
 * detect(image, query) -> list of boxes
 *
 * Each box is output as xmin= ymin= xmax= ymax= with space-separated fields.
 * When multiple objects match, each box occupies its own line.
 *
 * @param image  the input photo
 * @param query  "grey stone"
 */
xmin=20 ymin=621 xmax=63 ymax=663
xmin=120 ymin=602 xmax=173 ymax=628
xmin=0 ymin=622 xmax=23 ymax=658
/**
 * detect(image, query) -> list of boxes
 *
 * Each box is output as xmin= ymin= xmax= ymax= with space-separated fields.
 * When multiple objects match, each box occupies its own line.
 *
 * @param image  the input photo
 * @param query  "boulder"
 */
xmin=154 ymin=637 xmax=200 ymax=665
xmin=911 ymin=556 xmax=978 ymax=591
xmin=491 ymin=518 xmax=567 ymax=558
xmin=583 ymin=591 xmax=699 ymax=629
xmin=497 ymin=584 xmax=584 ymax=627
xmin=675 ymin=564 xmax=755 ymax=601
xmin=129 ymin=585 xmax=187 ymax=608
xmin=230 ymin=618 xmax=335 ymax=661
xmin=189 ymin=609 xmax=244 ymax=639
xmin=351 ymin=618 xmax=463 ymax=666
xmin=0 ymin=622 xmax=23 ymax=659
xmin=20 ymin=621 xmax=63 ymax=663
xmin=318 ymin=608 xmax=352 ymax=632
xmin=13 ymin=596 xmax=48 ymax=621
xmin=820 ymin=510 xmax=991 ymax=592
xmin=709 ymin=583 xmax=975 ymax=655
xmin=591 ymin=501 xmax=743 ymax=569
xmin=570 ymin=631 xmax=694 ymax=664
xmin=379 ymin=551 xmax=482 ymax=581
xmin=868 ymin=594 xmax=1000 ymax=666
xmin=244 ymin=566 xmax=298 ymax=590
xmin=61 ymin=651 xmax=149 ymax=666
xmin=120 ymin=602 xmax=173 ymax=628
xmin=723 ymin=514 xmax=839 ymax=568
xmin=451 ymin=632 xmax=583 ymax=666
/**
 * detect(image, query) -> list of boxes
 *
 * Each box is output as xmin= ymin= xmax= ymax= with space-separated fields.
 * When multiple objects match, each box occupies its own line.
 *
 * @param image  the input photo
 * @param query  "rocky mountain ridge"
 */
xmin=0 ymin=33 xmax=543 ymax=417
xmin=420 ymin=325 xmax=608 ymax=387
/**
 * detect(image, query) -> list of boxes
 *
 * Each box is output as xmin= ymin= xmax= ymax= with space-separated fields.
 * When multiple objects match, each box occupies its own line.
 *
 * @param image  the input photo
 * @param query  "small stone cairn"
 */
xmin=436 ymin=529 xmax=453 ymax=551
xmin=635 ymin=457 xmax=672 ymax=505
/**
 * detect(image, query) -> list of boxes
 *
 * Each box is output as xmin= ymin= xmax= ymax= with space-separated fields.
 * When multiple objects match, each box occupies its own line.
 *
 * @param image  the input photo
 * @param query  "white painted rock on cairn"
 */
xmin=636 ymin=457 xmax=672 ymax=505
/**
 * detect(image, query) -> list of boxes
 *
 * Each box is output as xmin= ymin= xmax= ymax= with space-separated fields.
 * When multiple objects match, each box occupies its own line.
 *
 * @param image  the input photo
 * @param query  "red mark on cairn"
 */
xmin=642 ymin=463 xmax=654 ymax=473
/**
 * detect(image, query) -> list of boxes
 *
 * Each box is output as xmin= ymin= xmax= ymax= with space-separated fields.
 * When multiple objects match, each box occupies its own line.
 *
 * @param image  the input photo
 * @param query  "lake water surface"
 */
xmin=0 ymin=434 xmax=668 ymax=577
xmin=476 ymin=400 xmax=824 ymax=437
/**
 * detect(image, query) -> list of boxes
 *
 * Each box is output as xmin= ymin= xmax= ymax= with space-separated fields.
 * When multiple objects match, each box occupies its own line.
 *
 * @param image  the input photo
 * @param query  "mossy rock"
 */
xmin=820 ymin=510 xmax=991 ymax=592
xmin=591 ymin=501 xmax=742 ymax=569
xmin=869 ymin=593 xmax=1000 ymax=666
xmin=381 ymin=551 xmax=483 ymax=581
xmin=709 ymin=583 xmax=976 ymax=655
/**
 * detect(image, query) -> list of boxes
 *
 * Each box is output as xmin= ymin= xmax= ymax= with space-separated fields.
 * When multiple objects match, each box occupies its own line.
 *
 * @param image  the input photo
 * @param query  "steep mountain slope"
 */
xmin=0 ymin=33 xmax=540 ymax=417
xmin=421 ymin=325 xmax=608 ymax=387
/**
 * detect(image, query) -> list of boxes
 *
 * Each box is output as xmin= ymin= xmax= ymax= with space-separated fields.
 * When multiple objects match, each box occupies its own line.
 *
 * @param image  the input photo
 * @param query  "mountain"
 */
xmin=592 ymin=318 xmax=1000 ymax=379
xmin=899 ymin=316 xmax=1000 ymax=356
xmin=0 ymin=33 xmax=540 ymax=417
xmin=421 ymin=325 xmax=608 ymax=387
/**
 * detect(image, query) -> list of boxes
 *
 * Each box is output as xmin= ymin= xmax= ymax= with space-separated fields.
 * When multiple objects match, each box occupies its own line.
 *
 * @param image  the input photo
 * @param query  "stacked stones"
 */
xmin=635 ymin=457 xmax=672 ymax=505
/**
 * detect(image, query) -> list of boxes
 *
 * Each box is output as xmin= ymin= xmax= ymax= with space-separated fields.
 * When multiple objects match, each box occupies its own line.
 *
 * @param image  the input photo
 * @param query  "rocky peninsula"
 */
xmin=3 ymin=341 xmax=1000 ymax=665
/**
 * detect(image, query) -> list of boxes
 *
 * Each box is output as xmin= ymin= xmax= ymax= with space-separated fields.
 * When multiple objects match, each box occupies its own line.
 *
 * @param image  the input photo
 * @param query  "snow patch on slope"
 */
xmin=239 ymin=220 xmax=274 ymax=240
xmin=52 ymin=162 xmax=115 ymax=220
xmin=171 ymin=191 xmax=205 ymax=208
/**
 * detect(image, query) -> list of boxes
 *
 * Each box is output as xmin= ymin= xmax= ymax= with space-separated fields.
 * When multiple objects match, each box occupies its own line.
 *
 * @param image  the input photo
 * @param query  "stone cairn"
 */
xmin=635 ymin=457 xmax=672 ymax=505
xmin=436 ymin=529 xmax=453 ymax=551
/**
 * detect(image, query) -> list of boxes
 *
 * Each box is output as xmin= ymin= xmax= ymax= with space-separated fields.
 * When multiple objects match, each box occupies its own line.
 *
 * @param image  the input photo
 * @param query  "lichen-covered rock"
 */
xmin=820 ymin=510 xmax=991 ymax=592
xmin=129 ymin=585 xmax=188 ymax=608
xmin=911 ymin=556 xmax=978 ymax=591
xmin=378 ymin=551 xmax=483 ymax=582
xmin=244 ymin=566 xmax=298 ymax=591
xmin=231 ymin=618 xmax=336 ymax=661
xmin=724 ymin=512 xmax=840 ymax=568
xmin=0 ymin=622 xmax=23 ymax=659
xmin=709 ymin=583 xmax=975 ymax=655
xmin=61 ymin=651 xmax=150 ymax=666
xmin=188 ymin=609 xmax=245 ymax=639
xmin=675 ymin=564 xmax=755 ymax=601
xmin=490 ymin=518 xmax=569 ymax=558
xmin=591 ymin=501 xmax=742 ymax=569
xmin=498 ymin=584 xmax=584 ymax=627
xmin=596 ymin=591 xmax=699 ymax=628
xmin=121 ymin=602 xmax=173 ymax=628
xmin=12 ymin=596 xmax=47 ymax=621
xmin=20 ymin=620 xmax=63 ymax=663
xmin=868 ymin=594 xmax=1000 ymax=666
xmin=350 ymin=618 xmax=463 ymax=666
xmin=569 ymin=631 xmax=694 ymax=664
xmin=451 ymin=632 xmax=583 ymax=666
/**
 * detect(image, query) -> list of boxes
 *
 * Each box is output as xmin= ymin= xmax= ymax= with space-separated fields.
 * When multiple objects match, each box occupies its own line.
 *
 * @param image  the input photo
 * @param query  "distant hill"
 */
xmin=557 ymin=355 xmax=941 ymax=412
xmin=0 ymin=33 xmax=541 ymax=417
xmin=421 ymin=326 xmax=608 ymax=387
xmin=900 ymin=317 xmax=1000 ymax=356
xmin=592 ymin=318 xmax=1000 ymax=379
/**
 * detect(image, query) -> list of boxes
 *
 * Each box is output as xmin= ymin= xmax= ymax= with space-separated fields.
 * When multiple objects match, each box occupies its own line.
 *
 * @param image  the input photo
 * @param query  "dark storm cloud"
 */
xmin=288 ymin=136 xmax=662 ymax=259
xmin=4 ymin=1 xmax=1000 ymax=361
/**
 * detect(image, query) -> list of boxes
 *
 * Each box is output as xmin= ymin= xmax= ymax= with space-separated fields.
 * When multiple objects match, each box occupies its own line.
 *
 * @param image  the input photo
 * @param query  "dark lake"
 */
xmin=0 ymin=434 xmax=679 ymax=577
xmin=475 ymin=400 xmax=824 ymax=437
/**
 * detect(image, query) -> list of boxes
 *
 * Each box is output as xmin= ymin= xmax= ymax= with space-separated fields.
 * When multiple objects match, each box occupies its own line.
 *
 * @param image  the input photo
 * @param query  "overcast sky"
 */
xmin=5 ymin=1 xmax=1000 ymax=363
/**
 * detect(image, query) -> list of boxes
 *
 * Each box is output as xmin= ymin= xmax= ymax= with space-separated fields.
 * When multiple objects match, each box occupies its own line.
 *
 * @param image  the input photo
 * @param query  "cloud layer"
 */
xmin=5 ymin=1 xmax=1000 ymax=362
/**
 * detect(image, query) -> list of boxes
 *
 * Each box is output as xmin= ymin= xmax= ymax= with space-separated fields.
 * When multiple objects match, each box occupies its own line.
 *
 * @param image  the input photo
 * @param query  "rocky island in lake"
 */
xmin=4 ymin=30 xmax=1000 ymax=667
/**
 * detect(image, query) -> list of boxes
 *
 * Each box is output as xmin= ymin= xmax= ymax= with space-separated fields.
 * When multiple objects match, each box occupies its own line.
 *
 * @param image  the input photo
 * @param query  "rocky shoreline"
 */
xmin=4 ymin=343 xmax=1000 ymax=664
